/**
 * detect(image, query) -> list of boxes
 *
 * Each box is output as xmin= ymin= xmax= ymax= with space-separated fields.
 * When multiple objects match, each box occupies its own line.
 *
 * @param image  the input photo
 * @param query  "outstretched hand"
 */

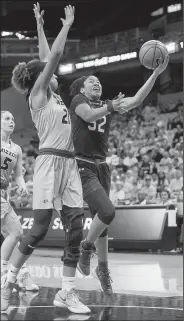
xmin=60 ymin=5 xmax=75 ymax=27
xmin=154 ymin=54 xmax=169 ymax=76
xmin=33 ymin=2 xmax=44 ymax=26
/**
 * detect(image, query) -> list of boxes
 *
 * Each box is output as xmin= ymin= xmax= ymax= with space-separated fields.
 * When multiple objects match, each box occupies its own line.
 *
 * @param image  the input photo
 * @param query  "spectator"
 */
xmin=126 ymin=170 xmax=134 ymax=184
xmin=123 ymin=149 xmax=138 ymax=168
xmin=130 ymin=178 xmax=139 ymax=203
xmin=172 ymin=124 xmax=183 ymax=147
xmin=157 ymin=171 xmax=169 ymax=194
xmin=140 ymin=155 xmax=151 ymax=175
xmin=173 ymin=150 xmax=183 ymax=165
xmin=169 ymin=170 xmax=183 ymax=195
xmin=159 ymin=151 xmax=172 ymax=173
xmin=166 ymin=160 xmax=176 ymax=182
xmin=151 ymin=147 xmax=163 ymax=163
xmin=120 ymin=174 xmax=133 ymax=199
xmin=159 ymin=190 xmax=172 ymax=205
xmin=141 ymin=174 xmax=157 ymax=201
xmin=175 ymin=136 xmax=183 ymax=152
xmin=110 ymin=180 xmax=125 ymax=205
xmin=151 ymin=173 xmax=159 ymax=188
xmin=133 ymin=191 xmax=147 ymax=205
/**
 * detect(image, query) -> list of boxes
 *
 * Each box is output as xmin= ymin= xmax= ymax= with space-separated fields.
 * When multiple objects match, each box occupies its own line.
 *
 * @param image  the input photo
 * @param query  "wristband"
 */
xmin=106 ymin=101 xmax=114 ymax=113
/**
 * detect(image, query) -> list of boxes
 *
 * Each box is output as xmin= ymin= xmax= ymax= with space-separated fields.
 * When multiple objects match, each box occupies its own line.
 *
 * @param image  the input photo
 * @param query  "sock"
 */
xmin=62 ymin=276 xmax=75 ymax=291
xmin=1 ymin=260 xmax=9 ymax=273
xmin=18 ymin=263 xmax=28 ymax=276
xmin=83 ymin=239 xmax=94 ymax=250
xmin=7 ymin=264 xmax=20 ymax=283
xmin=98 ymin=261 xmax=108 ymax=270
xmin=20 ymin=263 xmax=27 ymax=271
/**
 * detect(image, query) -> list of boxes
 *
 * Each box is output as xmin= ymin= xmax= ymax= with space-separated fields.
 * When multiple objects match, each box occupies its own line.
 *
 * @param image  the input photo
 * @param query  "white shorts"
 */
xmin=33 ymin=155 xmax=83 ymax=211
xmin=1 ymin=191 xmax=20 ymax=236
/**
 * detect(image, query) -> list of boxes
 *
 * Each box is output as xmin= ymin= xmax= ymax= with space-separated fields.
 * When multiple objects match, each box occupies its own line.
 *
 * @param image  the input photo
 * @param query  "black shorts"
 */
xmin=77 ymin=159 xmax=112 ymax=218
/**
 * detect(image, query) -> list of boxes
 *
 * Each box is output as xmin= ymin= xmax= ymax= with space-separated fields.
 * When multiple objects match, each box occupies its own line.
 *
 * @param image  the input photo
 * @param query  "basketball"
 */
xmin=139 ymin=40 xmax=168 ymax=70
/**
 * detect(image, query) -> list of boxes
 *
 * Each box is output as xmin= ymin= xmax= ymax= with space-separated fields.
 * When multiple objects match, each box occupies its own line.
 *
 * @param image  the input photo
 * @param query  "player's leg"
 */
xmin=1 ymin=156 xmax=54 ymax=311
xmin=1 ymin=198 xmax=23 ymax=276
xmin=92 ymin=163 xmax=113 ymax=294
xmin=79 ymin=162 xmax=115 ymax=244
xmin=77 ymin=161 xmax=115 ymax=277
xmin=54 ymin=159 xmax=90 ymax=314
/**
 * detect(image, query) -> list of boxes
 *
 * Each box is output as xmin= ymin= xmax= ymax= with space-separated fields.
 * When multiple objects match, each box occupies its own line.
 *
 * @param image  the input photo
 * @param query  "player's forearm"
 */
xmin=51 ymin=24 xmax=70 ymax=57
xmin=133 ymin=71 xmax=158 ymax=105
xmin=15 ymin=175 xmax=26 ymax=187
xmin=87 ymin=104 xmax=112 ymax=122
xmin=37 ymin=24 xmax=51 ymax=62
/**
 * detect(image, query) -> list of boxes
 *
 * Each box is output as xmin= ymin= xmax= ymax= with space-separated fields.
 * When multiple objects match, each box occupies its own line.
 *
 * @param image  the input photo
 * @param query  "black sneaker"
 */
xmin=77 ymin=240 xmax=95 ymax=276
xmin=93 ymin=266 xmax=113 ymax=295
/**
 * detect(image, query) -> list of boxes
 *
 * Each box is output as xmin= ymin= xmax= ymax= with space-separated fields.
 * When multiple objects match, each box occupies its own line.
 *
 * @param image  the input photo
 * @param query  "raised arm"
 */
xmin=118 ymin=55 xmax=169 ymax=114
xmin=33 ymin=2 xmax=50 ymax=62
xmin=32 ymin=5 xmax=74 ymax=95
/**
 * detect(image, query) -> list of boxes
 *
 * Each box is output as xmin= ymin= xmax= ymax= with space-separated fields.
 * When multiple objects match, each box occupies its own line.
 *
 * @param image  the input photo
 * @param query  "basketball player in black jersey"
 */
xmin=69 ymin=55 xmax=169 ymax=294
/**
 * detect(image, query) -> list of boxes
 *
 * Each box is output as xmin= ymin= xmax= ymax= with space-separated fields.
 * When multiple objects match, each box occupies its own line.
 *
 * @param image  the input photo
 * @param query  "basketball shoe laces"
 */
xmin=81 ymin=245 xmax=96 ymax=267
xmin=66 ymin=288 xmax=81 ymax=304
xmin=97 ymin=267 xmax=113 ymax=290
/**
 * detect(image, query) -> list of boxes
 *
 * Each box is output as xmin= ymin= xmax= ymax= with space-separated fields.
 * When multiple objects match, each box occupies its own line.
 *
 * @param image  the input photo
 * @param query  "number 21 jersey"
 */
xmin=70 ymin=94 xmax=113 ymax=160
xmin=30 ymin=93 xmax=74 ymax=152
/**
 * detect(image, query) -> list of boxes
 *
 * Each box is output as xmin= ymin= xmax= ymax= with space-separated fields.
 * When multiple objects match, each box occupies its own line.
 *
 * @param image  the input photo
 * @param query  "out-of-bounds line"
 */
xmin=9 ymin=305 xmax=183 ymax=311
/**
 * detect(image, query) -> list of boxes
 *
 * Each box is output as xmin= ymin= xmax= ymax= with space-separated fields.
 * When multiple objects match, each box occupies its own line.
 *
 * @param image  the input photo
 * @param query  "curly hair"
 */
xmin=69 ymin=76 xmax=88 ymax=97
xmin=11 ymin=59 xmax=46 ymax=94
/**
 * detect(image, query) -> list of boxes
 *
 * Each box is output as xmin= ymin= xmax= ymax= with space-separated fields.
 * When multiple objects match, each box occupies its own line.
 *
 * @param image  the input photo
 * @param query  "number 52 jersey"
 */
xmin=70 ymin=94 xmax=114 ymax=160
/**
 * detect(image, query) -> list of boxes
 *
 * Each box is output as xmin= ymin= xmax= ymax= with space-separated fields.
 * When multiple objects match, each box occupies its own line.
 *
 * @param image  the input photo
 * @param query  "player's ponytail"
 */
xmin=69 ymin=76 xmax=88 ymax=97
xmin=11 ymin=59 xmax=46 ymax=95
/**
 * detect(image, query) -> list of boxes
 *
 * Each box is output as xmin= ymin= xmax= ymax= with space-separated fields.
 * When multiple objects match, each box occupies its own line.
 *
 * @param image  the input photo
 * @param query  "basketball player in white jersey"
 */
xmin=1 ymin=110 xmax=39 ymax=291
xmin=1 ymin=6 xmax=90 ymax=314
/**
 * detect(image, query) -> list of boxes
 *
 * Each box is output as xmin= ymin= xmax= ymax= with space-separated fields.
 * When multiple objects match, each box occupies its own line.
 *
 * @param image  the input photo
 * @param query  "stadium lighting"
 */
xmin=1 ymin=31 xmax=14 ymax=36
xmin=167 ymin=3 xmax=182 ymax=13
xmin=75 ymin=52 xmax=137 ymax=70
xmin=58 ymin=64 xmax=74 ymax=75
xmin=165 ymin=42 xmax=176 ymax=53
xmin=15 ymin=32 xmax=25 ymax=40
xmin=151 ymin=7 xmax=164 ymax=17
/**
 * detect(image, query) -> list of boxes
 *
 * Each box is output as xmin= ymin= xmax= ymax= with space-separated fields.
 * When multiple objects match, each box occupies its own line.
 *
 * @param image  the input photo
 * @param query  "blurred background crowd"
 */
xmin=8 ymin=98 xmax=183 ymax=208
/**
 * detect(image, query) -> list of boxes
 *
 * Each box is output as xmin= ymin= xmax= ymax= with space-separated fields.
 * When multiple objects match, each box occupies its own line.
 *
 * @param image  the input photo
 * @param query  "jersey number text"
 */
xmin=88 ymin=117 xmax=106 ymax=133
xmin=62 ymin=108 xmax=70 ymax=124
xmin=1 ymin=157 xmax=12 ymax=170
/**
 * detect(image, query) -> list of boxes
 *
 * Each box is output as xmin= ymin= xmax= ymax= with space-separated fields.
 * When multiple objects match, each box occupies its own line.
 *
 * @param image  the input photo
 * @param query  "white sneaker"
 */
xmin=53 ymin=288 xmax=91 ymax=314
xmin=1 ymin=274 xmax=13 ymax=311
xmin=17 ymin=270 xmax=39 ymax=291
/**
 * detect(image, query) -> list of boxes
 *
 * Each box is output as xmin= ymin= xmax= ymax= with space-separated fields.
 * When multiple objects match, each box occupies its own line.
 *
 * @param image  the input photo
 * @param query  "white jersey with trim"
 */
xmin=1 ymin=140 xmax=18 ymax=189
xmin=30 ymin=93 xmax=74 ymax=151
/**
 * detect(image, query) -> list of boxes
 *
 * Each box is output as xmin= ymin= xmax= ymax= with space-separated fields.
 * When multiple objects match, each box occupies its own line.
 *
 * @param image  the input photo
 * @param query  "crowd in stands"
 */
xmin=9 ymin=99 xmax=183 ymax=208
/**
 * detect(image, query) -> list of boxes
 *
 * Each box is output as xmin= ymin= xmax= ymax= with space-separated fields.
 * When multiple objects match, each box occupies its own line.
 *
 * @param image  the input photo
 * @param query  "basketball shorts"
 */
xmin=33 ymin=155 xmax=83 ymax=211
xmin=77 ymin=160 xmax=112 ymax=218
xmin=1 ymin=189 xmax=20 ymax=235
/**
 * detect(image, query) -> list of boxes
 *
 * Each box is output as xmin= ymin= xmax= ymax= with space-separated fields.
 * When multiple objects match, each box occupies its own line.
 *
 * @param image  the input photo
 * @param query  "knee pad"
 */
xmin=18 ymin=209 xmax=52 ymax=255
xmin=97 ymin=207 xmax=115 ymax=225
xmin=62 ymin=213 xmax=83 ymax=268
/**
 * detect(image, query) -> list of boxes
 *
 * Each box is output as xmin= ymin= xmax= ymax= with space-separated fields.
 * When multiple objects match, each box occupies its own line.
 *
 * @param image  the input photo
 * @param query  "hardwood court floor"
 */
xmin=2 ymin=249 xmax=183 ymax=321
